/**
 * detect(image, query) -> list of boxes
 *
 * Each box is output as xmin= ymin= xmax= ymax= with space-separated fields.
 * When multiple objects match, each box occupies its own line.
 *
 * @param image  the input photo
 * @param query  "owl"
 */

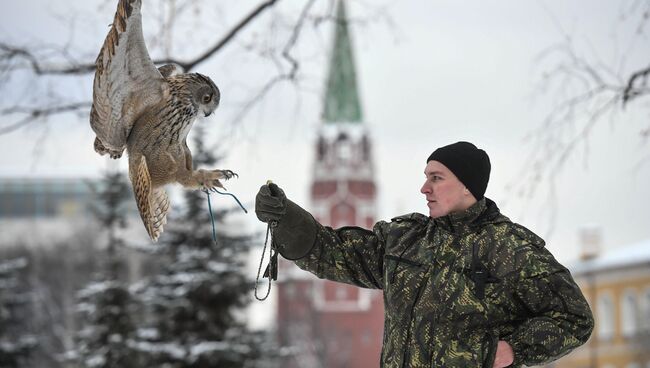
xmin=90 ymin=0 xmax=235 ymax=242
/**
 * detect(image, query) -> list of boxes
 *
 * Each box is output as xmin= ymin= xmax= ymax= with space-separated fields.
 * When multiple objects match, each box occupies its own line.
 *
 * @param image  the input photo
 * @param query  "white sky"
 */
xmin=0 ymin=0 xmax=649 ymax=272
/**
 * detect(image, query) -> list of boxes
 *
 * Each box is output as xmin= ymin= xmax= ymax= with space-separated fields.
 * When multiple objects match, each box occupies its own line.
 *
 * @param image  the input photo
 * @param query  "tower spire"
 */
xmin=322 ymin=0 xmax=363 ymax=124
xmin=275 ymin=1 xmax=383 ymax=367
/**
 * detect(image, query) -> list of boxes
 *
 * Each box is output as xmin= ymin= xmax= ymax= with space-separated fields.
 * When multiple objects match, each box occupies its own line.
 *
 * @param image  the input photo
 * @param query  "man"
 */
xmin=255 ymin=141 xmax=594 ymax=367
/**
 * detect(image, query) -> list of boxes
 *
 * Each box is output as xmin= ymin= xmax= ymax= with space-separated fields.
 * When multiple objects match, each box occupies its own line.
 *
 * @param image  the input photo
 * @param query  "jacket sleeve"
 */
xmin=502 ymin=245 xmax=594 ymax=367
xmin=291 ymin=221 xmax=388 ymax=289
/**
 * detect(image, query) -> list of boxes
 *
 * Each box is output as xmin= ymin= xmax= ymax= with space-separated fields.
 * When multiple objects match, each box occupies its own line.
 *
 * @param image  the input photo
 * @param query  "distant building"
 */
xmin=0 ymin=177 xmax=96 ymax=245
xmin=556 ymin=238 xmax=650 ymax=367
xmin=0 ymin=177 xmax=96 ymax=219
xmin=275 ymin=1 xmax=384 ymax=367
xmin=0 ymin=177 xmax=140 ymax=245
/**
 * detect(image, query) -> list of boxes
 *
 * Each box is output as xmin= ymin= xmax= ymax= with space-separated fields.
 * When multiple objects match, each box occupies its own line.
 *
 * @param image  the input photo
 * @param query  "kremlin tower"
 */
xmin=275 ymin=1 xmax=384 ymax=367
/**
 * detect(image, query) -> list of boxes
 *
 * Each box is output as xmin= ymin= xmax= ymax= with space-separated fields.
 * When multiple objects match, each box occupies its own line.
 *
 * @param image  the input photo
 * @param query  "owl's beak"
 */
xmin=204 ymin=111 xmax=212 ymax=117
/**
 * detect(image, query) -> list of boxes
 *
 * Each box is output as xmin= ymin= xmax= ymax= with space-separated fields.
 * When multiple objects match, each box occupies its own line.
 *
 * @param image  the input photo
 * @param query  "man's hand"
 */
xmin=492 ymin=340 xmax=514 ymax=368
xmin=255 ymin=182 xmax=287 ymax=223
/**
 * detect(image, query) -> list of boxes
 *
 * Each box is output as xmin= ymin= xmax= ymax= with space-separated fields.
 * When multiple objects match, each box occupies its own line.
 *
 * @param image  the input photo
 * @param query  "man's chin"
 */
xmin=428 ymin=208 xmax=449 ymax=218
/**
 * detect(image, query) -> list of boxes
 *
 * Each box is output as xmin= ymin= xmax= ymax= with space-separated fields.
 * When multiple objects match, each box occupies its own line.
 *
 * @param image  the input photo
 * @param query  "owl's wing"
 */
xmin=130 ymin=156 xmax=170 ymax=242
xmin=90 ymin=0 xmax=165 ymax=154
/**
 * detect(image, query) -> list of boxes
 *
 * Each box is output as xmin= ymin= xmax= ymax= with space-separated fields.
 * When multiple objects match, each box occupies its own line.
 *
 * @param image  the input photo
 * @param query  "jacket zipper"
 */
xmin=402 ymin=279 xmax=425 ymax=368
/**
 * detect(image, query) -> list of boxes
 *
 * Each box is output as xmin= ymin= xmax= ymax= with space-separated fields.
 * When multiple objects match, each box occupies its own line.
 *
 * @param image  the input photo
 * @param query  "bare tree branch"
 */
xmin=623 ymin=64 xmax=650 ymax=105
xmin=0 ymin=0 xmax=393 ymax=141
xmin=0 ymin=0 xmax=286 ymax=137
xmin=213 ymin=0 xmax=319 ymax=149
xmin=0 ymin=0 xmax=281 ymax=76
xmin=0 ymin=102 xmax=91 ymax=135
xmin=0 ymin=43 xmax=95 ymax=75
xmin=176 ymin=0 xmax=280 ymax=72
xmin=507 ymin=2 xmax=650 ymax=234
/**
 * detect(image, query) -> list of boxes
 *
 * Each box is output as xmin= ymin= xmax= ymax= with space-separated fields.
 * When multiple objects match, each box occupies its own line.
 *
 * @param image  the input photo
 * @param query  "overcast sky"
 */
xmin=0 ymin=0 xmax=649 ymax=269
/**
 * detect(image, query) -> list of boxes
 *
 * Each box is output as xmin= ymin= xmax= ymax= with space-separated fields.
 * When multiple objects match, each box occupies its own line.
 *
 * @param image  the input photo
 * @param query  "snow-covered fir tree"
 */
xmin=131 ymin=126 xmax=271 ymax=367
xmin=71 ymin=170 xmax=141 ymax=368
xmin=0 ymin=257 xmax=36 ymax=367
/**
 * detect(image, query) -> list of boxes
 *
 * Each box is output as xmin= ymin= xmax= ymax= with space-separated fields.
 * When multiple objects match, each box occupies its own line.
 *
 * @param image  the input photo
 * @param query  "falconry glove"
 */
xmin=255 ymin=183 xmax=318 ymax=260
xmin=255 ymin=183 xmax=287 ymax=223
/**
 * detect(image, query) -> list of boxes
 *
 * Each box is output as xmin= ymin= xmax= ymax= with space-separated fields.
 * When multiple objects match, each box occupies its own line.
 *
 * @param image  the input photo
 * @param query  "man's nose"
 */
xmin=420 ymin=182 xmax=429 ymax=194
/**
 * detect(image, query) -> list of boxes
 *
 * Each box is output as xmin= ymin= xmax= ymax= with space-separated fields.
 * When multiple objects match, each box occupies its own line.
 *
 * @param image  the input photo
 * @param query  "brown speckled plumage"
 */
xmin=90 ymin=0 xmax=235 ymax=242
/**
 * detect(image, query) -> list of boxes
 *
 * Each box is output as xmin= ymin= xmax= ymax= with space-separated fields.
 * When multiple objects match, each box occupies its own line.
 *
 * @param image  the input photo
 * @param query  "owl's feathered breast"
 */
xmin=127 ymin=87 xmax=199 ymax=155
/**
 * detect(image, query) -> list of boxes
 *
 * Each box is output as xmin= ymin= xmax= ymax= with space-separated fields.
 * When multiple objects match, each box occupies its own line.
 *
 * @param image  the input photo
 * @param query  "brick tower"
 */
xmin=276 ymin=1 xmax=384 ymax=367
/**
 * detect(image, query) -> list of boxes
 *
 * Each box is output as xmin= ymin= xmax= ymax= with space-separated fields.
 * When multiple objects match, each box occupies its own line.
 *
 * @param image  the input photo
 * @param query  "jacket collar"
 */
xmin=433 ymin=197 xmax=506 ymax=234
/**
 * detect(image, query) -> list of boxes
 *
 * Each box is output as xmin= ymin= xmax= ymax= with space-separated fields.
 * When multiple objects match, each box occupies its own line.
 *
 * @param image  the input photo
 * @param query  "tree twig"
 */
xmin=178 ymin=0 xmax=280 ymax=72
xmin=0 ymin=102 xmax=91 ymax=135
xmin=622 ymin=64 xmax=650 ymax=105
xmin=0 ymin=0 xmax=281 ymax=75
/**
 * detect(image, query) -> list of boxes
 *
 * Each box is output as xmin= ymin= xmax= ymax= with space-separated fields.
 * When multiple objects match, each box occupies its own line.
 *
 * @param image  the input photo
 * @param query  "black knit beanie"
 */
xmin=426 ymin=141 xmax=491 ymax=200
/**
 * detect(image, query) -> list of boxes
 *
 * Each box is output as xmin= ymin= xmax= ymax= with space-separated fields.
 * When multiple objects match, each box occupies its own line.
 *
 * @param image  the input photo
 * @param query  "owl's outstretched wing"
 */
xmin=130 ymin=156 xmax=170 ymax=242
xmin=90 ymin=0 xmax=165 ymax=155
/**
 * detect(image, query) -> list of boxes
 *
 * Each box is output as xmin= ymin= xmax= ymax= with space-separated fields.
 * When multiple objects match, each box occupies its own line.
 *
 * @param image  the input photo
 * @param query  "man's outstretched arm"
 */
xmin=256 ymin=183 xmax=386 ymax=289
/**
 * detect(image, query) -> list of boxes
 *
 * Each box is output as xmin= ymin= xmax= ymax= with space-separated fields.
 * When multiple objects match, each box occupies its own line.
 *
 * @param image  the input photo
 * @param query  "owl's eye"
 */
xmin=202 ymin=93 xmax=212 ymax=104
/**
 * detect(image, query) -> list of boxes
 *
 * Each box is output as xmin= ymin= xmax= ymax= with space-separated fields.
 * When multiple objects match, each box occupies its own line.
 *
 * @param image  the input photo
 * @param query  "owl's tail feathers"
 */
xmin=130 ymin=156 xmax=170 ymax=242
xmin=149 ymin=188 xmax=170 ymax=241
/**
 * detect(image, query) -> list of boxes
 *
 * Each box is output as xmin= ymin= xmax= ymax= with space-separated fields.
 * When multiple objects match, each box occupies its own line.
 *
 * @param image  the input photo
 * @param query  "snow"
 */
xmin=207 ymin=260 xmax=236 ymax=274
xmin=0 ymin=277 xmax=18 ymax=289
xmin=177 ymin=246 xmax=211 ymax=261
xmin=190 ymin=341 xmax=230 ymax=356
xmin=126 ymin=241 xmax=166 ymax=254
xmin=0 ymin=336 xmax=37 ymax=352
xmin=127 ymin=340 xmax=186 ymax=360
xmin=108 ymin=334 xmax=123 ymax=343
xmin=158 ymin=271 xmax=212 ymax=284
xmin=127 ymin=339 xmax=252 ymax=362
xmin=0 ymin=341 xmax=18 ymax=353
xmin=136 ymin=328 xmax=160 ymax=340
xmin=77 ymin=281 xmax=119 ymax=298
xmin=0 ymin=257 xmax=27 ymax=273
xmin=86 ymin=354 xmax=106 ymax=367
xmin=570 ymin=238 xmax=650 ymax=275
xmin=75 ymin=302 xmax=96 ymax=314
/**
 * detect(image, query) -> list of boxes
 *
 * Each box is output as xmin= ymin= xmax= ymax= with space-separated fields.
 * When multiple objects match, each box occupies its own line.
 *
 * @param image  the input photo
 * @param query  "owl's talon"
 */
xmin=208 ymin=180 xmax=225 ymax=190
xmin=199 ymin=179 xmax=226 ymax=192
xmin=216 ymin=169 xmax=237 ymax=180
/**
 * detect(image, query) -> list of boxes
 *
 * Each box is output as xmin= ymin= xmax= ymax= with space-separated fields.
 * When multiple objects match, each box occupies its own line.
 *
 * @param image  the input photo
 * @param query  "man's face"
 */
xmin=420 ymin=160 xmax=476 ymax=218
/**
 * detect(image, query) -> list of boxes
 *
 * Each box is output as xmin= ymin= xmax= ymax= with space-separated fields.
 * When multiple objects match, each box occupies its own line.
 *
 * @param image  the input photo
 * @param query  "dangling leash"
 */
xmin=202 ymin=187 xmax=248 ymax=245
xmin=254 ymin=219 xmax=278 ymax=301
xmin=202 ymin=180 xmax=278 ymax=301
xmin=254 ymin=180 xmax=279 ymax=301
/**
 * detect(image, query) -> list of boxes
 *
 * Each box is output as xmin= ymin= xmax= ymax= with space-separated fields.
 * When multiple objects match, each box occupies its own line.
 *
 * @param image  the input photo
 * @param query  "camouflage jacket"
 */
xmin=290 ymin=198 xmax=594 ymax=368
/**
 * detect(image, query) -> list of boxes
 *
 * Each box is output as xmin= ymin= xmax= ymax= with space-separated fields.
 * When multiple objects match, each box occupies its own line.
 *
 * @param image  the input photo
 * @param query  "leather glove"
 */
xmin=255 ymin=183 xmax=286 ymax=224
xmin=254 ymin=182 xmax=318 ymax=260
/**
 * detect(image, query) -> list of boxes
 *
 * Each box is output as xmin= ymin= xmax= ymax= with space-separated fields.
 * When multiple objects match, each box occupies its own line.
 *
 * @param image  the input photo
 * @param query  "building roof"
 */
xmin=0 ymin=177 xmax=95 ymax=219
xmin=322 ymin=0 xmax=363 ymax=124
xmin=570 ymin=238 xmax=650 ymax=275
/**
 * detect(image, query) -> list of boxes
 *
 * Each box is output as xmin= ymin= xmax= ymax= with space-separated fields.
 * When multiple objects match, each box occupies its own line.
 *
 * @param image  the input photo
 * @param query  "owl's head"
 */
xmin=187 ymin=73 xmax=220 ymax=117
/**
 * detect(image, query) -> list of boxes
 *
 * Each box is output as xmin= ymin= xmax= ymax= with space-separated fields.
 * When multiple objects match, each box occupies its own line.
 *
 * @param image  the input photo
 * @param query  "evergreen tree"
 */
xmin=132 ymin=126 xmax=269 ymax=367
xmin=71 ymin=170 xmax=141 ymax=367
xmin=0 ymin=257 xmax=36 ymax=367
